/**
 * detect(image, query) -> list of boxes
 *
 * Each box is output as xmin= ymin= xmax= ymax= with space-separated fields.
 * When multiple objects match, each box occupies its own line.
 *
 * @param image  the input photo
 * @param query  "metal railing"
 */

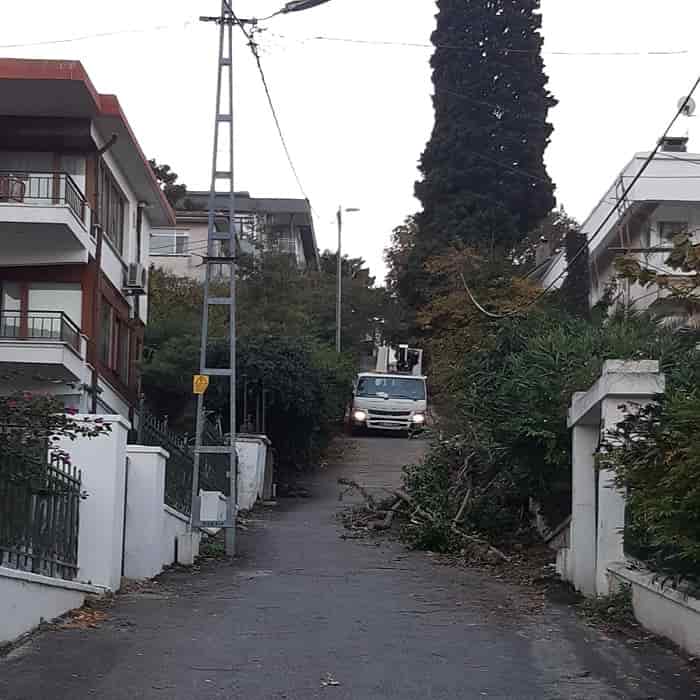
xmin=0 ymin=310 xmax=81 ymax=355
xmin=0 ymin=454 xmax=82 ymax=581
xmin=130 ymin=409 xmax=229 ymax=516
xmin=0 ymin=171 xmax=87 ymax=224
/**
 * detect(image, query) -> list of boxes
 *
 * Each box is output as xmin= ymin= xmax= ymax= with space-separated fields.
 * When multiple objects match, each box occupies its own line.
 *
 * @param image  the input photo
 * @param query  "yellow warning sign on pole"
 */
xmin=193 ymin=374 xmax=210 ymax=395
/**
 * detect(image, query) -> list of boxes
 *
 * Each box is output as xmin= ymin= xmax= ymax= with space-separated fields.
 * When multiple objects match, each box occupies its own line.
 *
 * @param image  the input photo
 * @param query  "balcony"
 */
xmin=0 ymin=310 xmax=88 ymax=385
xmin=0 ymin=172 xmax=94 ymax=266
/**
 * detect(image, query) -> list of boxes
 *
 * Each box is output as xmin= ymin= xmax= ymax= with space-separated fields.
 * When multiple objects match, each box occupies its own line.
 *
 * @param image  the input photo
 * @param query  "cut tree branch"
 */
xmin=338 ymin=477 xmax=377 ymax=510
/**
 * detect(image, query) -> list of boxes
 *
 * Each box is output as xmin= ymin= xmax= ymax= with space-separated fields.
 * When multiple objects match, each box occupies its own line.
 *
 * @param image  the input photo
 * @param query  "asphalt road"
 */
xmin=1 ymin=435 xmax=698 ymax=699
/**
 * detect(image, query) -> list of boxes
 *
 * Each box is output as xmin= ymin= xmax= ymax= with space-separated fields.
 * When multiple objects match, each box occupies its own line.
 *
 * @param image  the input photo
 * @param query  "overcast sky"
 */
xmin=3 ymin=1 xmax=699 ymax=281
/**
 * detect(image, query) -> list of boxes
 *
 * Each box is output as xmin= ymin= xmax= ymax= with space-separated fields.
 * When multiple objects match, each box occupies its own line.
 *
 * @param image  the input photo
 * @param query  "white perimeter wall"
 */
xmin=0 ymin=568 xmax=101 ymax=646
xmin=59 ymin=414 xmax=130 ymax=591
xmin=609 ymin=564 xmax=700 ymax=657
xmin=123 ymin=446 xmax=202 ymax=580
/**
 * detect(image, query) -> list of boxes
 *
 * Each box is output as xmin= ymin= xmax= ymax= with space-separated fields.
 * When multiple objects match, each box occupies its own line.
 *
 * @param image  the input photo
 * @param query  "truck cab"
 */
xmin=350 ymin=372 xmax=428 ymax=434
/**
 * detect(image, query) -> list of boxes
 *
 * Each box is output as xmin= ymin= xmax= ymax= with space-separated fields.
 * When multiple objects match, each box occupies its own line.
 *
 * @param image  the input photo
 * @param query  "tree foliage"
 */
xmin=0 ymin=392 xmax=110 ymax=482
xmin=143 ymin=253 xmax=393 ymax=469
xmin=148 ymin=159 xmax=188 ymax=207
xmin=561 ymin=226 xmax=590 ymax=319
xmin=414 ymin=0 xmax=556 ymax=268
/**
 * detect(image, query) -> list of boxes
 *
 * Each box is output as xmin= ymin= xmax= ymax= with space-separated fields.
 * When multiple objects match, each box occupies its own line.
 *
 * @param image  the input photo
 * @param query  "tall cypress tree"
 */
xmin=415 ymin=0 xmax=556 ymax=259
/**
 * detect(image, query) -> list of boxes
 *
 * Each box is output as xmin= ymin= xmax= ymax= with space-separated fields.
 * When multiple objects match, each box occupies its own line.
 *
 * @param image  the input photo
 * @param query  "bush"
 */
xmin=602 ymin=387 xmax=700 ymax=587
xmin=237 ymin=336 xmax=355 ymax=472
xmin=402 ymin=309 xmax=698 ymax=550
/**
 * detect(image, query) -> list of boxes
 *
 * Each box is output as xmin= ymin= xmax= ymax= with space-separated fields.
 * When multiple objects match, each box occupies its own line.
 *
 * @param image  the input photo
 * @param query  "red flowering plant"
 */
xmin=0 ymin=392 xmax=111 ymax=482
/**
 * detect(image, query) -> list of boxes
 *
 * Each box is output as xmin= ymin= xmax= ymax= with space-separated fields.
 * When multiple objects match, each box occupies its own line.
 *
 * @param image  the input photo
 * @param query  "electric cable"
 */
xmin=245 ymin=37 xmax=312 ymax=205
xmin=267 ymin=32 xmax=689 ymax=57
xmin=0 ymin=22 xmax=193 ymax=50
xmin=225 ymin=18 xmax=321 ymax=227
xmin=461 ymin=74 xmax=700 ymax=320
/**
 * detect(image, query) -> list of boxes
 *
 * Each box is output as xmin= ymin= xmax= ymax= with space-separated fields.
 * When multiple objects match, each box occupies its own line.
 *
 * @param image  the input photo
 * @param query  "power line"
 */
xmin=229 ymin=23 xmax=316 ymax=217
xmin=464 ymin=148 xmax=552 ymax=185
xmin=0 ymin=22 xmax=193 ymax=50
xmin=269 ymin=32 xmax=689 ymax=57
xmin=462 ymin=74 xmax=700 ymax=320
xmin=199 ymin=6 xmax=322 ymax=235
xmin=435 ymin=88 xmax=549 ymax=127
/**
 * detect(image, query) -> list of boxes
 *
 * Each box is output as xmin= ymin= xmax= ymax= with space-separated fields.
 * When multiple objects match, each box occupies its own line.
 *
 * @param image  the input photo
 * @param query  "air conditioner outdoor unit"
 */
xmin=124 ymin=263 xmax=147 ymax=294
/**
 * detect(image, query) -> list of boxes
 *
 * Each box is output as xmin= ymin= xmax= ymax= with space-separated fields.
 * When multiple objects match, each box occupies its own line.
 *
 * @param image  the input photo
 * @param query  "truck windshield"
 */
xmin=356 ymin=376 xmax=426 ymax=400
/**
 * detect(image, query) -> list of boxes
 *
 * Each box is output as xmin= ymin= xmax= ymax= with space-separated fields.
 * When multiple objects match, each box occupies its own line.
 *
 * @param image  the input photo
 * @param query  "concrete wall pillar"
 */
xmin=123 ymin=446 xmax=169 ymax=580
xmin=567 ymin=360 xmax=665 ymax=598
xmin=60 ymin=414 xmax=130 ymax=591
xmin=236 ymin=435 xmax=271 ymax=511
xmin=570 ymin=419 xmax=599 ymax=596
xmin=596 ymin=397 xmax=634 ymax=596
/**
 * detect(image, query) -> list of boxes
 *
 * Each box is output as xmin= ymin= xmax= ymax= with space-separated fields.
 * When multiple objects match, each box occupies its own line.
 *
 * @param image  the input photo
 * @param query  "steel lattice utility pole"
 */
xmin=192 ymin=1 xmax=239 ymax=555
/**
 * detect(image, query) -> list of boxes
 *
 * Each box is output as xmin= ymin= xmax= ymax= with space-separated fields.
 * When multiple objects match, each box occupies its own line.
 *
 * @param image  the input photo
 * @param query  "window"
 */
xmin=100 ymin=303 xmax=113 ymax=366
xmin=149 ymin=231 xmax=189 ymax=256
xmin=115 ymin=319 xmax=130 ymax=385
xmin=658 ymin=221 xmax=688 ymax=241
xmin=27 ymin=283 xmax=81 ymax=326
xmin=98 ymin=162 xmax=126 ymax=254
xmin=99 ymin=300 xmax=131 ymax=386
xmin=0 ymin=282 xmax=21 ymax=337
xmin=356 ymin=376 xmax=426 ymax=401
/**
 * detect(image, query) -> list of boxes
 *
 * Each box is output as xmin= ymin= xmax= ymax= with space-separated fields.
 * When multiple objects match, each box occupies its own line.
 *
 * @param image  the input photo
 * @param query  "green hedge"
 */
xmin=403 ymin=310 xmax=699 ymax=553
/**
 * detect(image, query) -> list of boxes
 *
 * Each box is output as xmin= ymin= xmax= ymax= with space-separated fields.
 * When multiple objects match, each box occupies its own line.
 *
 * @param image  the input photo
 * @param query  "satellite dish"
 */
xmin=678 ymin=96 xmax=696 ymax=116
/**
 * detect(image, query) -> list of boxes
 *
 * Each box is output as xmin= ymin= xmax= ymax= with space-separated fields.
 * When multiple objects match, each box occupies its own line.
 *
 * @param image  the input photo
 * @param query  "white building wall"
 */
xmin=91 ymin=127 xmax=146 ymax=319
xmin=139 ymin=211 xmax=154 ymax=322
xmin=591 ymin=202 xmax=700 ymax=310
xmin=150 ymin=221 xmax=212 ymax=283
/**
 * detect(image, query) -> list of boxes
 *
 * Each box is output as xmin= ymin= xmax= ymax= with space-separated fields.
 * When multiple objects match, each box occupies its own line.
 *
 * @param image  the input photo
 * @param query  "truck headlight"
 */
xmin=411 ymin=413 xmax=425 ymax=424
xmin=353 ymin=410 xmax=368 ymax=422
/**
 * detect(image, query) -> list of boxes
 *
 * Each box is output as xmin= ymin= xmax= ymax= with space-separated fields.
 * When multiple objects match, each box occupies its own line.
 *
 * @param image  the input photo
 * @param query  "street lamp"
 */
xmin=259 ymin=0 xmax=333 ymax=20
xmin=336 ymin=206 xmax=360 ymax=353
xmin=282 ymin=0 xmax=333 ymax=11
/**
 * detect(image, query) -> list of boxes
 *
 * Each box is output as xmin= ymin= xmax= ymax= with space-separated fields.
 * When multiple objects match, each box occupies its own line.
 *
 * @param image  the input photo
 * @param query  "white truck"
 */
xmin=349 ymin=345 xmax=427 ymax=435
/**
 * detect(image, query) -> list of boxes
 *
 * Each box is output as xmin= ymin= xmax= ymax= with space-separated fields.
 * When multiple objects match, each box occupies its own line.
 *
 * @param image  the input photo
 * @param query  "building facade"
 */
xmin=536 ymin=137 xmax=700 ymax=322
xmin=0 ymin=59 xmax=175 ymax=417
xmin=150 ymin=191 xmax=319 ymax=281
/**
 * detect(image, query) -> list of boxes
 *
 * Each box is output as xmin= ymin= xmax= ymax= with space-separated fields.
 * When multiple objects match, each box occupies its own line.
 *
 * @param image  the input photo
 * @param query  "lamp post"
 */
xmin=282 ymin=0 xmax=332 ymax=11
xmin=336 ymin=205 xmax=360 ymax=353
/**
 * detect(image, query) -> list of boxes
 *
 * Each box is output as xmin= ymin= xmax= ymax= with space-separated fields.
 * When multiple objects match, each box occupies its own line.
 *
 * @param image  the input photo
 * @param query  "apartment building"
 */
xmin=535 ymin=137 xmax=700 ymax=322
xmin=0 ymin=59 xmax=175 ymax=417
xmin=150 ymin=191 xmax=319 ymax=281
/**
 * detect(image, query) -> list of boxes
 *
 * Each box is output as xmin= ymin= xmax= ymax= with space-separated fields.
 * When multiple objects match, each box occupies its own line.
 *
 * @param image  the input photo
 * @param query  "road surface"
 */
xmin=1 ymin=435 xmax=697 ymax=699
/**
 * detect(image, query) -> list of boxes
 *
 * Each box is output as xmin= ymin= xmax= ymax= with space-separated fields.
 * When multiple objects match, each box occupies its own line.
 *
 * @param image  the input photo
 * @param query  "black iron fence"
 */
xmin=130 ymin=409 xmax=229 ymax=516
xmin=0 ymin=310 xmax=82 ymax=355
xmin=0 ymin=171 xmax=87 ymax=224
xmin=0 ymin=454 xmax=82 ymax=581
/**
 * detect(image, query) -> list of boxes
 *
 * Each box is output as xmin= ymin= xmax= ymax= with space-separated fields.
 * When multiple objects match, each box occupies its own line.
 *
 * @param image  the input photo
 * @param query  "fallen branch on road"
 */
xmin=372 ymin=499 xmax=403 ymax=531
xmin=337 ymin=477 xmax=509 ymax=562
xmin=338 ymin=477 xmax=377 ymax=510
xmin=391 ymin=489 xmax=509 ymax=563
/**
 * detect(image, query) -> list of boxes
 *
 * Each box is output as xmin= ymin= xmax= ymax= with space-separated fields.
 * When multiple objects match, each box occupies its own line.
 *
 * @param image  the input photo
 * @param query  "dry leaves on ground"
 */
xmin=57 ymin=608 xmax=108 ymax=630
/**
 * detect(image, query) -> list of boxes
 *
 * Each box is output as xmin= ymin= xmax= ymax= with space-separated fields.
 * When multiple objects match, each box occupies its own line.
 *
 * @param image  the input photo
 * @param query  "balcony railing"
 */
xmin=0 ymin=171 xmax=87 ymax=225
xmin=0 ymin=310 xmax=81 ymax=355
